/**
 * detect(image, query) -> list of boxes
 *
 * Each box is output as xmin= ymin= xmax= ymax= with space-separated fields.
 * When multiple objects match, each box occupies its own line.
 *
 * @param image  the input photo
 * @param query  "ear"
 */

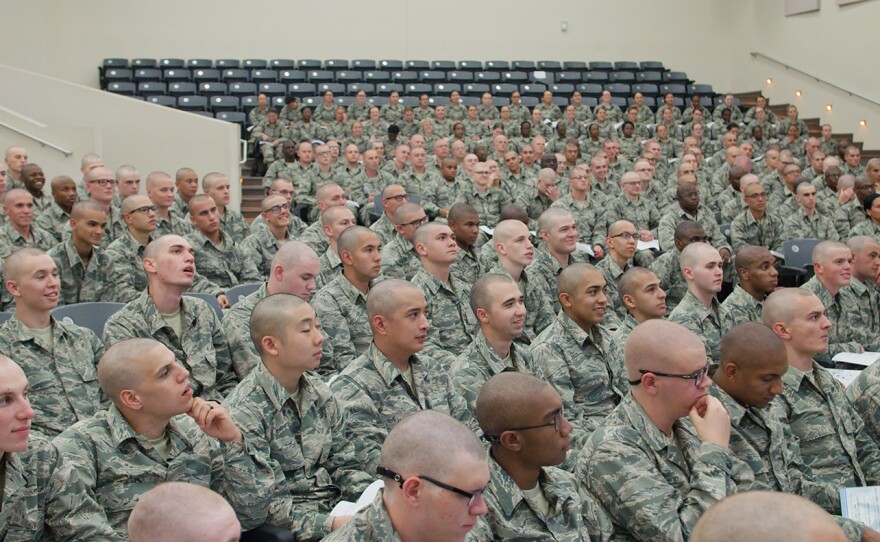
xmin=5 ymin=279 xmax=20 ymax=298
xmin=401 ymin=476 xmax=424 ymax=506
xmin=476 ymin=307 xmax=490 ymax=324
xmin=723 ymin=362 xmax=738 ymax=381
xmin=495 ymin=242 xmax=506 ymax=257
xmin=772 ymin=321 xmax=791 ymax=341
xmin=119 ymin=389 xmax=143 ymax=411
xmin=499 ymin=430 xmax=523 ymax=452
xmin=541 ymin=230 xmax=550 ymax=243
xmin=415 ymin=242 xmax=428 ymax=258
xmin=372 ymin=314 xmax=388 ymax=336
xmin=69 ymin=218 xmax=77 ymax=230
xmin=143 ymin=257 xmax=158 ymax=274
xmin=621 ymin=293 xmax=636 ymax=311
xmin=682 ymin=266 xmax=695 ymax=282
xmin=340 ymin=249 xmax=354 ymax=267
xmin=323 ymin=224 xmax=332 ymax=238
xmin=395 ymin=225 xmax=405 ymax=236
xmin=261 ymin=335 xmax=281 ymax=357
xmin=189 ymin=214 xmax=197 ymax=225
xmin=640 ymin=373 xmax=660 ymax=396
xmin=558 ymin=291 xmax=572 ymax=309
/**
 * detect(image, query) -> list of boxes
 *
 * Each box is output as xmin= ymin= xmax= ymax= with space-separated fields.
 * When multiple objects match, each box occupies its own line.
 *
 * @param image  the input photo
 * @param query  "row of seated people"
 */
xmin=3 ymin=228 xmax=880 ymax=540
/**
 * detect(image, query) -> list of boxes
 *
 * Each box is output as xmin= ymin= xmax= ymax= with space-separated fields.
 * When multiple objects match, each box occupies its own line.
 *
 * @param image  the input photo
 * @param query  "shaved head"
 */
xmin=469 ymin=273 xmax=516 ymax=316
xmin=475 ymin=372 xmax=552 ymax=438
xmin=2 ymin=247 xmax=47 ymax=282
xmin=366 ymin=278 xmax=422 ymax=320
xmin=557 ymin=262 xmax=599 ymax=297
xmin=734 ymin=245 xmax=773 ymax=272
xmin=121 ymin=195 xmax=152 ymax=214
xmin=270 ymin=240 xmax=317 ymax=270
xmin=98 ymin=338 xmax=168 ymax=400
xmin=448 ymin=202 xmax=478 ymax=224
xmin=624 ymin=319 xmax=705 ymax=379
xmin=537 ymin=207 xmax=572 ymax=236
xmin=337 ymin=225 xmax=374 ymax=259
xmin=498 ymin=204 xmax=529 ymax=224
xmin=607 ymin=220 xmax=635 ymax=238
xmin=128 ymin=482 xmax=240 ymax=542
xmin=762 ymin=288 xmax=817 ymax=327
xmin=618 ymin=267 xmax=657 ymax=299
xmin=719 ymin=322 xmax=785 ymax=371
xmin=680 ymin=242 xmax=718 ymax=272
xmin=70 ymin=201 xmax=107 ymax=221
xmin=249 ymin=294 xmax=306 ymax=355
xmin=812 ymin=240 xmax=849 ymax=266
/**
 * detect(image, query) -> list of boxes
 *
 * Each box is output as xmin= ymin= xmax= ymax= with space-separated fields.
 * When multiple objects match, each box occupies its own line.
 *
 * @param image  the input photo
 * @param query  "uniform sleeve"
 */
xmin=330 ymin=376 xmax=385 ymax=475
xmin=104 ymin=249 xmax=141 ymax=303
xmin=312 ymin=292 xmax=357 ymax=371
xmin=207 ymin=309 xmax=239 ymax=398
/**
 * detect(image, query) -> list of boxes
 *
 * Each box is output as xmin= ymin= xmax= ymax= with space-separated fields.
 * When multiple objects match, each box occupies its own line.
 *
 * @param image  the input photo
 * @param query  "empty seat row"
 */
xmin=103 ymin=58 xmax=667 ymax=72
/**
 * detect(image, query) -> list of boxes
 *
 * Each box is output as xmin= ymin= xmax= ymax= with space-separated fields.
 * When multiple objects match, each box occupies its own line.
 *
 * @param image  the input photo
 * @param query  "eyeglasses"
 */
xmin=483 ymin=408 xmax=565 ymax=444
xmin=744 ymin=192 xmax=768 ymax=200
xmin=88 ymin=179 xmax=117 ymax=186
xmin=398 ymin=215 xmax=428 ymax=228
xmin=383 ymin=193 xmax=409 ymax=203
xmin=131 ymin=205 xmax=158 ymax=214
xmin=264 ymin=204 xmax=288 ymax=214
xmin=570 ymin=175 xmax=589 ymax=180
xmin=610 ymin=232 xmax=639 ymax=241
xmin=629 ymin=361 xmax=711 ymax=387
xmin=376 ymin=466 xmax=486 ymax=508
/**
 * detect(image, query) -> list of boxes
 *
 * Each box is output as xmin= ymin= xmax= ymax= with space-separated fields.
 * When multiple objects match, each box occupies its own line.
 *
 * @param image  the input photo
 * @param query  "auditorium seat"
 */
xmin=159 ymin=58 xmax=185 ymax=69
xmin=512 ymin=60 xmax=536 ymax=71
xmin=551 ymin=83 xmax=575 ymax=95
xmin=134 ymin=68 xmax=162 ymax=82
xmin=147 ymin=96 xmax=176 ymax=107
xmin=336 ymin=71 xmax=363 ymax=83
xmin=168 ymin=82 xmax=197 ymax=97
xmin=428 ymin=96 xmax=450 ymax=106
xmin=615 ymin=61 xmax=639 ymax=71
xmin=562 ymin=61 xmax=587 ymax=71
xmin=485 ymin=60 xmax=510 ymax=71
xmin=279 ymin=70 xmax=307 ymax=84
xmin=419 ymin=71 xmax=446 ymax=83
xmin=611 ymin=71 xmax=635 ymax=84
xmin=243 ymin=59 xmax=268 ymax=70
xmin=257 ymin=83 xmax=286 ymax=97
xmin=222 ymin=69 xmax=250 ymax=83
xmin=209 ymin=96 xmax=239 ymax=112
xmin=104 ymin=69 xmax=133 ymax=82
xmin=520 ymin=96 xmax=539 ymax=107
xmin=347 ymin=83 xmax=374 ymax=94
xmin=519 ymin=83 xmax=547 ymax=97
xmin=584 ymin=72 xmax=609 ymax=84
xmin=193 ymin=69 xmax=221 ymax=83
xmin=215 ymin=59 xmax=241 ymax=69
xmin=458 ymin=60 xmax=482 ymax=71
xmin=431 ymin=60 xmax=456 ymax=71
xmin=324 ymin=59 xmax=349 ymax=70
xmin=577 ymin=83 xmax=604 ymax=97
xmin=215 ymin=111 xmax=247 ymax=138
xmin=137 ymin=82 xmax=167 ymax=96
xmin=229 ymin=82 xmax=257 ymax=97
xmin=492 ymin=83 xmax=518 ymax=96
xmin=251 ymin=70 xmax=279 ymax=83
xmin=464 ymin=83 xmax=490 ymax=96
xmin=391 ymin=71 xmax=418 ymax=84
xmin=447 ymin=71 xmax=474 ymax=83
xmin=317 ymin=83 xmax=344 ymax=94
xmin=589 ymin=61 xmax=613 ymax=71
xmin=269 ymin=59 xmax=295 ymax=70
xmin=660 ymin=83 xmax=687 ymax=96
xmin=102 ymin=58 xmax=129 ymax=69
xmin=187 ymin=59 xmax=212 ymax=69
xmin=537 ymin=60 xmax=561 ymax=72
xmin=376 ymin=83 xmax=403 ymax=96
xmin=640 ymin=61 xmax=665 ymax=71
xmin=364 ymin=71 xmax=391 ymax=83
xmin=378 ymin=59 xmax=403 ymax=70
xmin=632 ymin=83 xmax=659 ymax=97
xmin=132 ymin=58 xmax=158 ymax=69
xmin=555 ymin=72 xmax=582 ymax=83
xmin=637 ymin=71 xmax=663 ymax=83
xmin=475 ymin=72 xmax=501 ymax=83
xmin=406 ymin=60 xmax=430 ymax=70
xmin=352 ymin=59 xmax=377 ymax=70
xmin=433 ymin=83 xmax=461 ymax=95
xmin=406 ymin=83 xmax=432 ymax=96
xmin=663 ymin=71 xmax=690 ymax=84
xmin=491 ymin=97 xmax=510 ymax=107
xmin=689 ymin=83 xmax=715 ymax=96
xmin=163 ymin=69 xmax=191 ymax=83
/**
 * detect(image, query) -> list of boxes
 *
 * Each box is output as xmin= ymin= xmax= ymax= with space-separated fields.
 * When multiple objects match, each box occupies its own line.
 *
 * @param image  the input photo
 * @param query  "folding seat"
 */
xmin=447 ymin=71 xmax=474 ymax=83
xmin=492 ymin=83 xmax=518 ymax=95
xmin=287 ymin=83 xmax=317 ymax=97
xmin=555 ymin=71 xmax=582 ymax=83
xmin=433 ymin=83 xmax=461 ymax=95
xmin=551 ymin=97 xmax=568 ymax=107
xmin=582 ymin=97 xmax=598 ymax=108
xmin=307 ymin=70 xmax=334 ymax=83
xmin=637 ymin=71 xmax=662 ymax=83
xmin=352 ymin=59 xmax=377 ymax=70
xmin=134 ymin=68 xmax=162 ymax=82
xmin=512 ymin=60 xmax=536 ymax=71
xmin=485 ymin=60 xmax=510 ymax=71
xmin=519 ymin=83 xmax=547 ymax=97
xmin=464 ymin=83 xmax=490 ymax=96
xmin=405 ymin=83 xmax=432 ymax=96
xmin=605 ymin=83 xmax=630 ymax=95
xmin=163 ymin=69 xmax=191 ymax=82
xmin=614 ymin=61 xmax=639 ymax=71
xmin=391 ymin=71 xmax=418 ymax=84
xmin=176 ymin=95 xmax=208 ymax=111
xmin=347 ymin=83 xmax=374 ymax=94
xmin=562 ymin=61 xmax=587 ymax=71
xmin=190 ymin=111 xmax=214 ymax=118
xmin=458 ymin=60 xmax=482 ymax=71
xmin=432 ymin=60 xmax=456 ymax=70
xmin=230 ymin=82 xmax=257 ymax=97
xmin=550 ymin=83 xmax=574 ymax=95
xmin=215 ymin=59 xmax=241 ymax=69
xmin=107 ymin=82 xmax=136 ymax=95
xmin=137 ymin=82 xmax=167 ymax=96
xmin=492 ymin=97 xmax=510 ymax=107
xmin=474 ymin=72 xmax=500 ymax=83
xmin=640 ymin=61 xmax=665 ymax=71
xmin=611 ymin=97 xmax=628 ymax=108
xmin=251 ymin=70 xmax=278 ymax=83
xmin=428 ymin=96 xmax=450 ymax=106
xmin=210 ymin=96 xmax=239 ymax=112
xmin=583 ymin=72 xmax=609 ymax=84
xmin=699 ymin=96 xmax=714 ymax=108
xmin=103 ymin=58 xmax=128 ymax=69
xmin=577 ymin=83 xmax=604 ymax=97
xmin=537 ymin=60 xmax=561 ymax=72
xmin=689 ymin=83 xmax=714 ymax=95
xmin=193 ymin=69 xmax=220 ymax=83
xmin=215 ymin=111 xmax=247 ymax=139
xmin=147 ymin=96 xmax=175 ymax=107
xmin=271 ymin=96 xmax=286 ymax=109
xmin=168 ymin=82 xmax=197 ymax=97
xmin=629 ymin=96 xmax=656 ymax=108
xmin=368 ymin=96 xmax=389 ymax=107
xmin=104 ymin=68 xmax=133 ymax=82
xmin=663 ymin=71 xmax=690 ymax=84
xmin=378 ymin=60 xmax=403 ymax=70
xmin=299 ymin=96 xmax=320 ymax=108
xmin=520 ymin=96 xmax=539 ymax=108
xmin=611 ymin=72 xmax=635 ymax=84
xmin=243 ymin=59 xmax=268 ymax=69
xmin=269 ymin=59 xmax=295 ymax=69
xmin=405 ymin=60 xmax=430 ymax=70
xmin=258 ymin=83 xmax=286 ymax=97
xmin=132 ymin=58 xmax=158 ymax=69
xmin=335 ymin=96 xmax=354 ymax=107
xmin=222 ymin=69 xmax=250 ymax=83
xmin=376 ymin=83 xmax=403 ymax=96
xmin=461 ymin=97 xmax=479 ymax=106
xmin=324 ymin=59 xmax=349 ymax=70
xmin=589 ymin=61 xmax=613 ymax=71
xmin=241 ymin=96 xmax=259 ymax=110
xmin=279 ymin=70 xmax=307 ymax=84
xmin=659 ymin=84 xmax=687 ymax=96
xmin=502 ymin=71 xmax=528 ymax=84
xmin=187 ymin=59 xmax=212 ymax=69
xmin=336 ymin=71 xmax=363 ymax=83
xmin=199 ymin=82 xmax=227 ymax=97
xmin=530 ymin=72 xmax=554 ymax=86
xmin=317 ymin=83 xmax=345 ymax=94
xmin=364 ymin=70 xmax=391 ymax=83
xmin=159 ymin=58 xmax=185 ymax=69
xmin=631 ymin=83 xmax=659 ymax=97
xmin=400 ymin=96 xmax=418 ymax=107
xmin=420 ymin=71 xmax=446 ymax=83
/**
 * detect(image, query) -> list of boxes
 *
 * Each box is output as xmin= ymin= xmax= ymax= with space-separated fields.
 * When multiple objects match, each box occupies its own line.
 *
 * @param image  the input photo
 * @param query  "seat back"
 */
xmin=226 ymin=282 xmax=262 ymax=305
xmin=51 ymin=302 xmax=126 ymax=337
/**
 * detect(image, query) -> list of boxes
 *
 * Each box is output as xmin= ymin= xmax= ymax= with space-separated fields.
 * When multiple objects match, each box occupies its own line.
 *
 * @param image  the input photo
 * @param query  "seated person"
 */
xmin=315 ymin=205 xmax=356 ymax=290
xmin=721 ymin=246 xmax=778 ymax=329
xmin=0 ymin=248 xmax=106 ymax=437
xmin=448 ymin=203 xmax=488 ymax=285
xmin=525 ymin=208 xmax=588 ymax=319
xmin=225 ymin=294 xmax=372 ymax=541
xmin=669 ymin=243 xmax=727 ymax=360
xmin=104 ymin=234 xmax=237 ymax=401
xmin=613 ymin=267 xmax=667 ymax=345
xmin=48 ymin=338 xmax=271 ymax=540
xmin=146 ymin=171 xmax=192 ymax=237
xmin=331 ymin=279 xmax=473 ymax=474
xmin=0 ymin=189 xmax=55 ymax=263
xmin=34 ymin=175 xmax=77 ymax=242
xmin=651 ymin=220 xmax=707 ymax=312
xmin=597 ymin=220 xmax=637 ymax=327
xmin=324 ymin=410 xmax=490 ymax=541
xmin=240 ymin=195 xmax=294 ymax=278
xmin=128 ymin=482 xmax=241 ymax=542
xmin=531 ymin=263 xmax=627 ymax=450
xmin=203 ymin=172 xmax=250 ymax=244
xmin=47 ymin=201 xmax=115 ymax=305
xmin=578 ymin=320 xmax=734 ymax=541
xmin=451 ymin=274 xmax=540 ymax=414
xmin=379 ymin=202 xmax=427 ymax=280
xmin=475 ymin=372 xmax=614 ymax=540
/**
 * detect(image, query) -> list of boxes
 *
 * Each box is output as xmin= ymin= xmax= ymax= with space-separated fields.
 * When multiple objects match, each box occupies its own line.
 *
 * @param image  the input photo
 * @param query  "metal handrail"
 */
xmin=750 ymin=52 xmax=880 ymax=108
xmin=239 ymin=139 xmax=247 ymax=164
xmin=0 ymin=121 xmax=73 ymax=156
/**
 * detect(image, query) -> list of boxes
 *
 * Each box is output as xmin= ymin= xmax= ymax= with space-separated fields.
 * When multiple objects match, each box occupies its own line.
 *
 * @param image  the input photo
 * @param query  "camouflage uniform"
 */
xmin=534 ymin=103 xmax=562 ymax=121
xmin=655 ymin=106 xmax=683 ymax=125
xmin=379 ymin=103 xmax=404 ymax=125
xmin=487 ymin=265 xmax=553 ymax=342
xmin=730 ymin=210 xmax=785 ymax=254
xmin=225 ymin=364 xmax=373 ymax=541
xmin=154 ymin=209 xmax=193 ymax=237
xmin=47 ymin=238 xmax=114 ymax=305
xmin=47 ymin=405 xmax=272 ymax=541
xmin=578 ymin=392 xmax=735 ymax=542
xmin=847 ymin=357 xmax=880 ymax=447
xmin=483 ymin=457 xmax=614 ymax=542
xmin=278 ymin=105 xmax=301 ymax=125
xmin=850 ymin=278 xmax=880 ymax=345
xmin=0 ymin=223 xmax=56 ymax=262
xmin=411 ymin=268 xmax=478 ymax=365
xmin=450 ymin=330 xmax=540 ymax=415
xmin=218 ymin=207 xmax=251 ymax=244
xmin=330 ymin=343 xmax=475 ymax=474
xmin=834 ymin=199 xmax=870 ymax=240
xmin=253 ymin=119 xmax=286 ymax=162
xmin=349 ymin=170 xmax=395 ymax=206
xmin=346 ymin=102 xmax=370 ymax=122
xmin=606 ymin=195 xmax=661 ymax=236
xmin=103 ymin=291 xmax=238 ymax=401
xmin=34 ymin=203 xmax=71 ymax=243
xmin=185 ymin=230 xmax=261 ymax=289
xmin=668 ymin=291 xmax=726 ymax=360
xmin=1 ymin=434 xmax=60 ymax=541
xmin=531 ymin=313 xmax=627 ymax=449
xmin=171 ymin=193 xmax=190 ymax=218
xmin=248 ymin=106 xmax=268 ymax=127
xmin=311 ymin=274 xmax=373 ymax=372
xmin=649 ymin=248 xmax=688 ymax=312
xmin=781 ymin=208 xmax=840 ymax=242
xmin=0 ymin=315 xmax=105 ymax=437
xmin=596 ymin=256 xmax=630 ymax=327
xmin=240 ymin=227 xmax=291 ymax=278
xmin=849 ymin=220 xmax=880 ymax=244
xmin=801 ymin=277 xmax=869 ymax=359
xmin=298 ymin=220 xmax=330 ymax=256
xmin=525 ymin=247 xmax=589 ymax=322
xmin=316 ymin=247 xmax=343 ymax=291
xmin=453 ymin=187 xmax=504 ymax=229
xmin=595 ymin=103 xmax=623 ymax=124
xmin=781 ymin=362 xmax=880 ymax=491
xmin=263 ymin=159 xmax=299 ymax=189
xmin=611 ymin=314 xmax=639 ymax=346
xmin=450 ymin=245 xmax=487 ymax=285
xmin=379 ymin=234 xmax=421 ymax=280
xmin=720 ymin=285 xmax=764 ymax=330
xmin=657 ymin=205 xmax=731 ymax=254
xmin=551 ymin=194 xmax=607 ymax=247
xmin=369 ymin=214 xmax=396 ymax=246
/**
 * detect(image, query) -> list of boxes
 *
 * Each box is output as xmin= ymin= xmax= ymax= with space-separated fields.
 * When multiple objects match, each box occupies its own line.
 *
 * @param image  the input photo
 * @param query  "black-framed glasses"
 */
xmin=629 ymin=361 xmax=711 ymax=387
xmin=482 ymin=408 xmax=564 ymax=444
xmin=744 ymin=192 xmax=768 ymax=200
xmin=264 ymin=204 xmax=288 ymax=214
xmin=88 ymin=179 xmax=117 ymax=186
xmin=398 ymin=215 xmax=428 ymax=229
xmin=610 ymin=232 xmax=638 ymax=241
xmin=376 ymin=466 xmax=485 ymax=507
xmin=131 ymin=205 xmax=158 ymax=214
xmin=383 ymin=193 xmax=409 ymax=203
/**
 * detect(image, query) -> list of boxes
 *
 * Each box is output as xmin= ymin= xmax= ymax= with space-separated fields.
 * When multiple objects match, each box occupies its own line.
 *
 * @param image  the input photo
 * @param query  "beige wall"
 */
xmin=0 ymin=64 xmax=242 ymax=208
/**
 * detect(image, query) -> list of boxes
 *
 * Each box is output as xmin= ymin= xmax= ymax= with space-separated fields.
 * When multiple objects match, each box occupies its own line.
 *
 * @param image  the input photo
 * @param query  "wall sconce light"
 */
xmin=766 ymin=78 xmax=773 ymax=85
xmin=795 ymin=90 xmax=802 ymax=97
xmin=860 ymin=120 xmax=867 ymax=127
xmin=826 ymin=104 xmax=832 ymax=112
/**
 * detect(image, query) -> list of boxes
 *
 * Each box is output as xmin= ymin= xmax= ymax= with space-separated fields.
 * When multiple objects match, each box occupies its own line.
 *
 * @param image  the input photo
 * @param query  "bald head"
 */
xmin=812 ymin=240 xmax=849 ymax=266
xmin=469 ymin=273 xmax=516 ymax=317
xmin=448 ymin=202 xmax=477 ymax=224
xmin=98 ymin=339 xmax=168 ymax=401
xmin=380 ymin=410 xmax=485 ymax=481
xmin=719 ymin=322 xmax=786 ymax=371
xmin=366 ymin=278 xmax=422 ymax=320
xmin=71 ymin=201 xmax=107 ymax=221
xmin=690 ymin=491 xmax=846 ymax=542
xmin=121 ymin=194 xmax=152 ymax=215
xmin=536 ymin=207 xmax=572 ymax=236
xmin=557 ymin=262 xmax=600 ymax=297
xmin=249 ymin=294 xmax=306 ymax=356
xmin=270 ymin=239 xmax=317 ymax=271
xmin=2 ymin=247 xmax=48 ymax=283
xmin=475 ymin=372 xmax=552 ymax=439
xmin=498 ymin=204 xmax=529 ymax=225
xmin=337 ymin=225 xmax=374 ymax=261
xmin=128 ymin=482 xmax=240 ymax=542
xmin=145 ymin=171 xmax=172 ymax=190
xmin=762 ymin=288 xmax=818 ymax=327
xmin=624 ymin=319 xmax=705 ymax=379
xmin=618 ymin=267 xmax=657 ymax=299
xmin=492 ymin=219 xmax=529 ymax=245
xmin=679 ymin=242 xmax=718 ymax=272
xmin=607 ymin=219 xmax=636 ymax=238
xmin=734 ymin=246 xmax=772 ymax=272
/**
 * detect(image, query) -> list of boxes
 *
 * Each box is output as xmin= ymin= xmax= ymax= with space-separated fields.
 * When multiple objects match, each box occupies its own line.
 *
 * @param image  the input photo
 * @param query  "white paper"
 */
xmin=479 ymin=225 xmax=494 ymax=236
xmin=637 ymin=240 xmax=659 ymax=251
xmin=533 ymin=70 xmax=547 ymax=79
xmin=841 ymin=486 xmax=880 ymax=530
xmin=330 ymin=479 xmax=384 ymax=517
xmin=828 ymin=369 xmax=862 ymax=388
xmin=576 ymin=243 xmax=594 ymax=257
xmin=832 ymin=352 xmax=880 ymax=367
xmin=346 ymin=199 xmax=361 ymax=208
xmin=770 ymin=250 xmax=784 ymax=260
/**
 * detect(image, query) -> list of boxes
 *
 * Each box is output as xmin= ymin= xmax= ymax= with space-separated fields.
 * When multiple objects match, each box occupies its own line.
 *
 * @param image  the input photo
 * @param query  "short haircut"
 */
xmin=392 ymin=202 xmax=423 ymax=224
xmin=447 ymin=203 xmax=477 ymax=224
xmin=862 ymin=193 xmax=880 ymax=215
xmin=270 ymin=240 xmax=317 ymax=271
xmin=366 ymin=278 xmax=421 ymax=320
xmin=320 ymin=204 xmax=353 ymax=228
xmin=249 ymin=294 xmax=305 ymax=356
xmin=71 ymin=201 xmax=107 ymax=221
xmin=847 ymin=235 xmax=880 ymax=254
xmin=412 ymin=221 xmax=446 ymax=250
xmin=469 ymin=273 xmax=515 ymax=317
xmin=811 ymin=240 xmax=849 ymax=266
xmin=475 ymin=372 xmax=550 ymax=439
xmin=201 ymin=172 xmax=226 ymax=191
xmin=337 ymin=225 xmax=373 ymax=262
xmin=3 ymin=247 xmax=47 ymax=282
xmin=186 ymin=194 xmax=214 ymax=214
xmin=98 ymin=338 xmax=166 ymax=400
xmin=128 ymin=482 xmax=238 ymax=542
xmin=557 ymin=262 xmax=599 ymax=297
xmin=618 ymin=267 xmax=657 ymax=299
xmin=536 ymin=207 xmax=571 ymax=235
xmin=762 ymin=288 xmax=816 ymax=327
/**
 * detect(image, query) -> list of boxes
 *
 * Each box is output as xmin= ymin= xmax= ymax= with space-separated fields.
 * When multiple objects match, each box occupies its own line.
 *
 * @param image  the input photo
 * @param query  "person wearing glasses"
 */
xmin=597 ymin=220 xmax=638 ymax=328
xmin=709 ymin=323 xmax=874 ymax=540
xmin=326 ymin=410 xmax=490 ymax=542
xmin=225 ymin=294 xmax=372 ymax=540
xmin=240 ymin=195 xmax=295 ymax=279
xmin=82 ymin=166 xmax=126 ymax=247
xmin=578 ymin=319 xmax=733 ymax=541
xmin=721 ymin=246 xmax=779 ymax=330
xmin=368 ymin=184 xmax=407 ymax=245
xmin=475 ymin=371 xmax=613 ymax=541
xmin=380 ymin=202 xmax=428 ymax=280
xmin=669 ymin=243 xmax=727 ymax=361
xmin=532 ymin=263 xmax=626 ymax=452
xmin=331 ymin=279 xmax=474 ymax=475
